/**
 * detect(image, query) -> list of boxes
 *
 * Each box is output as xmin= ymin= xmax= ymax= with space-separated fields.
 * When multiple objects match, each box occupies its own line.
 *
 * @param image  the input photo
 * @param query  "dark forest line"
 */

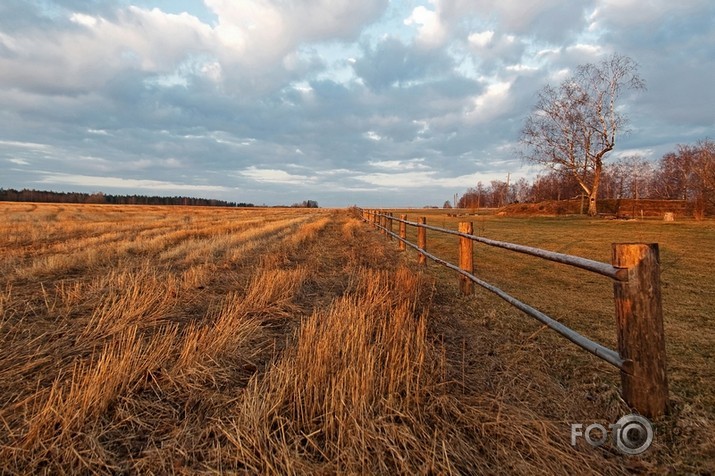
xmin=0 ymin=189 xmax=254 ymax=207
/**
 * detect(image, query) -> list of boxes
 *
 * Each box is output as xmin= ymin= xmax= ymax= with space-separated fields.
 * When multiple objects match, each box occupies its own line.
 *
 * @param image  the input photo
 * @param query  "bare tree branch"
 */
xmin=520 ymin=53 xmax=646 ymax=215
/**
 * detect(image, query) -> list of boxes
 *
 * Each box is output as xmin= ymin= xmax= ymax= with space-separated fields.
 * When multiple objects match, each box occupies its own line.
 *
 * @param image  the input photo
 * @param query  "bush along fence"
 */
xmin=360 ymin=209 xmax=669 ymax=418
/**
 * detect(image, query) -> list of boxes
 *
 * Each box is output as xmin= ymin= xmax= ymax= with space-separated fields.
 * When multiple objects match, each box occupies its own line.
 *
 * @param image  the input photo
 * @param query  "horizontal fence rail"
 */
xmin=359 ymin=208 xmax=668 ymax=418
xmin=384 ymin=215 xmax=629 ymax=282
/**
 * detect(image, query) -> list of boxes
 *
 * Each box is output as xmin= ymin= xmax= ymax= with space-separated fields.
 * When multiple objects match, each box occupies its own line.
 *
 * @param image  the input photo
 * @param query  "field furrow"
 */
xmin=0 ymin=203 xmax=712 ymax=474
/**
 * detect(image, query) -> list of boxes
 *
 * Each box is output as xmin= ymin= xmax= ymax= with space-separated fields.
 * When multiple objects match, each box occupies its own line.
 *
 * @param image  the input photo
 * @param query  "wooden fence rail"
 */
xmin=360 ymin=209 xmax=668 ymax=418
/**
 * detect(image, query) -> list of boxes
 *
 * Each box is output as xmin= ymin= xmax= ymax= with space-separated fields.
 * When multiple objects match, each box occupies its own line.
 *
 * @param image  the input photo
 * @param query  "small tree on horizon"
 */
xmin=520 ymin=53 xmax=646 ymax=216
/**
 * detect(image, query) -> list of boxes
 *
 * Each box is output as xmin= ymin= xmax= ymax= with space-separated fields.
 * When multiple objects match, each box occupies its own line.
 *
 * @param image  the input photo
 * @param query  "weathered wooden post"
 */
xmin=459 ymin=222 xmax=474 ymax=295
xmin=612 ymin=243 xmax=669 ymax=418
xmin=417 ymin=217 xmax=427 ymax=265
xmin=399 ymin=214 xmax=407 ymax=251
xmin=387 ymin=212 xmax=394 ymax=240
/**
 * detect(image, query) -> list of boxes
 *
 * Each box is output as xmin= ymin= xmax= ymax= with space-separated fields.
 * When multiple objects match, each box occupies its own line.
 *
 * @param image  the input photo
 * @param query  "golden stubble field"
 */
xmin=0 ymin=202 xmax=712 ymax=474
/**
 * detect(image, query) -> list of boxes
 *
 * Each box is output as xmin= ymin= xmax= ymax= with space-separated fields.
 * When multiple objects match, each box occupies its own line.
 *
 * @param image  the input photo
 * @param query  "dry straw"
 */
xmin=0 ymin=203 xmax=709 ymax=473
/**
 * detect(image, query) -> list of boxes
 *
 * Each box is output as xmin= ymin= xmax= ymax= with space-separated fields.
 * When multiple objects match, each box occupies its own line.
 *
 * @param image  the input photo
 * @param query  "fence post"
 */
xmin=459 ymin=222 xmax=474 ymax=294
xmin=380 ymin=211 xmax=386 ymax=235
xmin=612 ymin=243 xmax=669 ymax=418
xmin=388 ymin=212 xmax=394 ymax=240
xmin=399 ymin=214 xmax=407 ymax=251
xmin=417 ymin=217 xmax=427 ymax=265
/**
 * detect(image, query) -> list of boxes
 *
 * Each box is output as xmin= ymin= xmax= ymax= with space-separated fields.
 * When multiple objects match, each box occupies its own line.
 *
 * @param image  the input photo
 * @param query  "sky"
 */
xmin=1 ymin=0 xmax=713 ymax=207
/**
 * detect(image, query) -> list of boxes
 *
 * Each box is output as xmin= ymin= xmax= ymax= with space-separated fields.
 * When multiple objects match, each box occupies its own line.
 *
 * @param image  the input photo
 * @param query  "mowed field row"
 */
xmin=0 ymin=203 xmax=712 ymax=474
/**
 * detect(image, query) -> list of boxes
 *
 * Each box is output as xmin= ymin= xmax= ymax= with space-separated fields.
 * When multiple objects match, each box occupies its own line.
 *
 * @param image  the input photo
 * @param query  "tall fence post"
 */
xmin=387 ymin=212 xmax=394 ymax=240
xmin=417 ymin=217 xmax=427 ymax=265
xmin=612 ymin=243 xmax=669 ymax=418
xmin=459 ymin=222 xmax=474 ymax=295
xmin=399 ymin=214 xmax=407 ymax=251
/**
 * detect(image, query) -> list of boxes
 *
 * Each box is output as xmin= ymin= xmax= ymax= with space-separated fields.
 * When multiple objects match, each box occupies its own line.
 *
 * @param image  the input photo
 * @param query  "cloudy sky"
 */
xmin=1 ymin=0 xmax=713 ymax=206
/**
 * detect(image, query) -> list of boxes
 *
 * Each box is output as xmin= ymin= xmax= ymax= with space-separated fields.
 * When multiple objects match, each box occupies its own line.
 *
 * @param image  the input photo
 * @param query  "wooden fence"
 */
xmin=361 ymin=209 xmax=669 ymax=418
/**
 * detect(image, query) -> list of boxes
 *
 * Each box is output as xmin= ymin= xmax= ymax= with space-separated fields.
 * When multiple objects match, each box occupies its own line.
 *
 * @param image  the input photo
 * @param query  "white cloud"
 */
xmin=591 ymin=0 xmax=708 ymax=28
xmin=354 ymin=169 xmax=517 ymax=189
xmin=440 ymin=0 xmax=590 ymax=41
xmin=565 ymin=43 xmax=602 ymax=58
xmin=466 ymin=30 xmax=524 ymax=68
xmin=205 ymin=132 xmax=258 ymax=148
xmin=355 ymin=170 xmax=437 ymax=188
xmin=505 ymin=64 xmax=538 ymax=73
xmin=201 ymin=61 xmax=223 ymax=83
xmin=611 ymin=148 xmax=656 ymax=160
xmin=404 ymin=4 xmax=447 ymax=47
xmin=0 ymin=7 xmax=215 ymax=94
xmin=0 ymin=0 xmax=713 ymax=207
xmin=69 ymin=13 xmax=98 ymax=28
xmin=0 ymin=140 xmax=51 ymax=150
xmin=464 ymin=80 xmax=513 ymax=123
xmin=206 ymin=0 xmax=388 ymax=68
xmin=364 ymin=131 xmax=383 ymax=141
xmin=87 ymin=129 xmax=109 ymax=136
xmin=368 ymin=159 xmax=430 ymax=170
xmin=238 ymin=166 xmax=314 ymax=185
xmin=36 ymin=173 xmax=230 ymax=192
xmin=468 ymin=31 xmax=494 ymax=48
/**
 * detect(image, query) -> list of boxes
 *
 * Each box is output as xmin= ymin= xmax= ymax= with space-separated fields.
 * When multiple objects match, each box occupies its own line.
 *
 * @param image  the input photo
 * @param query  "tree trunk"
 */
xmin=587 ymin=190 xmax=598 ymax=216
xmin=587 ymin=160 xmax=603 ymax=216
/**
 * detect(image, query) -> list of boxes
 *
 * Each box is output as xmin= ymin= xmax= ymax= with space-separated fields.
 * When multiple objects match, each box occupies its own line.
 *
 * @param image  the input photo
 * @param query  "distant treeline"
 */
xmin=0 ymin=189 xmax=254 ymax=207
xmin=456 ymin=139 xmax=715 ymax=217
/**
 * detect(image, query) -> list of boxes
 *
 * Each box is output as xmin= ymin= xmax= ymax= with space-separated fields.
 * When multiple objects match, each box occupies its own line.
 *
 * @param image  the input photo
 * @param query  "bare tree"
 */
xmin=651 ymin=149 xmax=693 ymax=200
xmin=458 ymin=181 xmax=486 ymax=209
xmin=688 ymin=140 xmax=715 ymax=218
xmin=608 ymin=155 xmax=653 ymax=199
xmin=520 ymin=53 xmax=646 ymax=216
xmin=512 ymin=177 xmax=532 ymax=202
xmin=489 ymin=180 xmax=509 ymax=207
xmin=529 ymin=170 xmax=581 ymax=201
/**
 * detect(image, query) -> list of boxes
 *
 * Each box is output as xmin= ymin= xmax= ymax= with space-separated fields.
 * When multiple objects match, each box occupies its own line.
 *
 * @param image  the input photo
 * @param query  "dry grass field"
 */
xmin=392 ymin=208 xmax=715 ymax=472
xmin=0 ymin=202 xmax=712 ymax=474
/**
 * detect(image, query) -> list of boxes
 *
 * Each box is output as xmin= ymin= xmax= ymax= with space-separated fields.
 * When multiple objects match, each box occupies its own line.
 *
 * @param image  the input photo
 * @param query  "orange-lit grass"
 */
xmin=383 ymin=209 xmax=715 ymax=473
xmin=0 ymin=204 xmax=665 ymax=473
xmin=0 ymin=204 xmax=328 ymax=473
